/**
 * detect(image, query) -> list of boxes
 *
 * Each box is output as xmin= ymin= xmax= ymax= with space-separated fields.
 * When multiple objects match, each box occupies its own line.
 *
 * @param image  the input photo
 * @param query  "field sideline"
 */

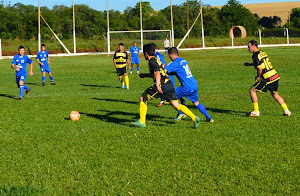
xmin=0 ymin=47 xmax=299 ymax=194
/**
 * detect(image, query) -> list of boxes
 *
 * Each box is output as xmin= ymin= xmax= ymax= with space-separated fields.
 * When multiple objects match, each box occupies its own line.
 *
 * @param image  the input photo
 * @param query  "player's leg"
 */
xmin=170 ymin=100 xmax=200 ymax=128
xmin=130 ymin=64 xmax=133 ymax=74
xmin=124 ymin=72 xmax=129 ymax=90
xmin=41 ymin=67 xmax=46 ymax=86
xmin=269 ymin=81 xmax=291 ymax=116
xmin=248 ymin=80 xmax=266 ymax=116
xmin=173 ymin=87 xmax=188 ymax=121
xmin=136 ymin=64 xmax=140 ymax=74
xmin=48 ymin=70 xmax=56 ymax=85
xmin=16 ymin=76 xmax=20 ymax=88
xmin=18 ymin=76 xmax=30 ymax=100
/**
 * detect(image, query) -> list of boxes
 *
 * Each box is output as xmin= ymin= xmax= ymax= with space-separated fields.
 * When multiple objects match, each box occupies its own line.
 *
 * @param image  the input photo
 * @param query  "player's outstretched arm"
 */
xmin=155 ymin=71 xmax=163 ymax=94
xmin=244 ymin=62 xmax=254 ymax=66
xmin=255 ymin=67 xmax=262 ymax=81
xmin=30 ymin=63 xmax=33 ymax=76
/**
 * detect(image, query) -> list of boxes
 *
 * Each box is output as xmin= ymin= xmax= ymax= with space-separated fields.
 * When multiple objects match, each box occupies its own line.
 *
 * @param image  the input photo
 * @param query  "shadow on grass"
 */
xmin=0 ymin=93 xmax=16 ymax=100
xmin=80 ymin=84 xmax=121 ymax=89
xmin=81 ymin=109 xmax=171 ymax=127
xmin=206 ymin=107 xmax=248 ymax=116
xmin=93 ymin=98 xmax=139 ymax=105
xmin=26 ymin=82 xmax=41 ymax=86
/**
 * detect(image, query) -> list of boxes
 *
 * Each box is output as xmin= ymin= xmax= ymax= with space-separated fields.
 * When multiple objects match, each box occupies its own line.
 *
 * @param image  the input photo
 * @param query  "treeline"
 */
xmin=0 ymin=0 xmax=300 ymax=40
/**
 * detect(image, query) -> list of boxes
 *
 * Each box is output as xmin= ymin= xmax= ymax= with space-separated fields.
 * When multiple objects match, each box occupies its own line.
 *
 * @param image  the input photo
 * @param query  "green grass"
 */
xmin=0 ymin=47 xmax=299 ymax=195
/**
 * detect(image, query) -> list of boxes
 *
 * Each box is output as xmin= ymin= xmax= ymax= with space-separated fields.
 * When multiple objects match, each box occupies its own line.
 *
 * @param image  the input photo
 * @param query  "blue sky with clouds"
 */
xmin=2 ymin=0 xmax=296 ymax=11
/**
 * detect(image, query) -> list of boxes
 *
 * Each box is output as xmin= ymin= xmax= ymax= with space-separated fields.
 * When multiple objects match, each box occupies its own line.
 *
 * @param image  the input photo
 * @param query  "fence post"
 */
xmin=258 ymin=29 xmax=262 ymax=46
xmin=231 ymin=29 xmax=234 ymax=47
xmin=0 ymin=39 xmax=2 ymax=59
xmin=286 ymin=28 xmax=289 ymax=45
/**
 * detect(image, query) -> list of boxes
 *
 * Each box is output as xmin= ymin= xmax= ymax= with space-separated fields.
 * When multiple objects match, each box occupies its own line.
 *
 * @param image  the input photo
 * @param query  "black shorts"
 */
xmin=253 ymin=79 xmax=279 ymax=93
xmin=143 ymin=80 xmax=177 ymax=101
xmin=116 ymin=67 xmax=127 ymax=76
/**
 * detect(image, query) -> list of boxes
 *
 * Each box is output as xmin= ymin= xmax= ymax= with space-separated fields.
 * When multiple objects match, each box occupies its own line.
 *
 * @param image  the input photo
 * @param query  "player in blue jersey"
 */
xmin=36 ymin=44 xmax=56 ymax=86
xmin=129 ymin=41 xmax=141 ymax=74
xmin=11 ymin=46 xmax=34 ymax=100
xmin=165 ymin=47 xmax=214 ymax=122
xmin=154 ymin=45 xmax=176 ymax=107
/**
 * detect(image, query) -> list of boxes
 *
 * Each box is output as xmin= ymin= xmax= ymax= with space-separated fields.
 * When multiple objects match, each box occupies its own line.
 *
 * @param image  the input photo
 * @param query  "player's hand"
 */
xmin=157 ymin=86 xmax=163 ymax=94
xmin=30 ymin=71 xmax=33 ymax=76
xmin=40 ymin=63 xmax=44 ymax=66
xmin=255 ymin=77 xmax=259 ymax=82
xmin=139 ymin=73 xmax=145 ymax=78
xmin=15 ymin=67 xmax=20 ymax=71
xmin=48 ymin=62 xmax=51 ymax=65
xmin=244 ymin=62 xmax=252 ymax=66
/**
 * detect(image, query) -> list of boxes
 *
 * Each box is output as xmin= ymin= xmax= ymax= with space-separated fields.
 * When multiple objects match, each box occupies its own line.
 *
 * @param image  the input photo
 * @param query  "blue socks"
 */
xmin=197 ymin=103 xmax=211 ymax=120
xmin=137 ymin=66 xmax=140 ymax=72
xmin=50 ymin=76 xmax=53 ymax=83
xmin=19 ymin=85 xmax=24 ymax=99
xmin=130 ymin=66 xmax=133 ymax=72
xmin=42 ymin=76 xmax=45 ymax=84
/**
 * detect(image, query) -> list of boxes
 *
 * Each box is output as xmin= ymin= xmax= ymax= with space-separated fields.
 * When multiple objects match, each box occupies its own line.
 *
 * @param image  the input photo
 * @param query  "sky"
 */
xmin=1 ymin=0 xmax=297 ymax=11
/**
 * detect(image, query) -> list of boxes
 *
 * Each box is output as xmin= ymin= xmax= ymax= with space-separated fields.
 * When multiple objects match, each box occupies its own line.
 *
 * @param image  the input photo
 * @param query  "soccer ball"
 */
xmin=70 ymin=111 xmax=80 ymax=121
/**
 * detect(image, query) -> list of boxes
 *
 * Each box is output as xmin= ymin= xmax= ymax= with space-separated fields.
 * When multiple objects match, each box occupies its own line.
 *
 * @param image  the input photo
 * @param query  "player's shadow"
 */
xmin=26 ymin=82 xmax=41 ymax=86
xmin=0 ymin=93 xmax=16 ymax=100
xmin=82 ymin=109 xmax=171 ymax=126
xmin=93 ymin=98 xmax=139 ymax=105
xmin=80 ymin=84 xmax=121 ymax=89
xmin=206 ymin=107 xmax=248 ymax=116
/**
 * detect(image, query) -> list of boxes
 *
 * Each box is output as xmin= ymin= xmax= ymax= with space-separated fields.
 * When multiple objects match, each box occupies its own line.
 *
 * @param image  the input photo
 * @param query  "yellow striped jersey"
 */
xmin=252 ymin=50 xmax=280 ymax=83
xmin=149 ymin=57 xmax=170 ymax=85
xmin=113 ymin=50 xmax=128 ymax=68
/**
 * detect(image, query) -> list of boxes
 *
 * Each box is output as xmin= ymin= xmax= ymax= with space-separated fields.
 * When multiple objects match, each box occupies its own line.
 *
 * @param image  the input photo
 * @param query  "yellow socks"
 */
xmin=125 ymin=75 xmax=129 ymax=88
xmin=139 ymin=102 xmax=147 ymax=124
xmin=253 ymin=102 xmax=259 ymax=112
xmin=178 ymin=104 xmax=196 ymax=121
xmin=281 ymin=103 xmax=288 ymax=111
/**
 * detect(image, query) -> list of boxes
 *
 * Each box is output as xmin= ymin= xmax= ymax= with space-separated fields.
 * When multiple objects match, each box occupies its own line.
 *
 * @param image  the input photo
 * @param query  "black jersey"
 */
xmin=113 ymin=50 xmax=128 ymax=68
xmin=148 ymin=57 xmax=170 ymax=85
xmin=252 ymin=50 xmax=280 ymax=83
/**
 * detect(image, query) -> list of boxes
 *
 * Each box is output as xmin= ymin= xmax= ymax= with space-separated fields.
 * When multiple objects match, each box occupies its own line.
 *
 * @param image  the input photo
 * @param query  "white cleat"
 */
xmin=283 ymin=110 xmax=291 ymax=116
xmin=248 ymin=111 xmax=260 ymax=117
xmin=137 ymin=71 xmax=139 ymax=74
xmin=130 ymin=71 xmax=132 ymax=75
xmin=126 ymin=87 xmax=129 ymax=90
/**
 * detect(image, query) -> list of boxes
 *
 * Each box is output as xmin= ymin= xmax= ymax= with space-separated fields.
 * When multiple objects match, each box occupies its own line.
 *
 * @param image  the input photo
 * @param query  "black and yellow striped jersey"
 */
xmin=252 ymin=50 xmax=280 ymax=83
xmin=149 ymin=57 xmax=170 ymax=85
xmin=113 ymin=50 xmax=128 ymax=68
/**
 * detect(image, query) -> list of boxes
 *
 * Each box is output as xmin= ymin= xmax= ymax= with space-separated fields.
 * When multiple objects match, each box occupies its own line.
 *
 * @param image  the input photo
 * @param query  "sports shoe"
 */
xmin=194 ymin=116 xmax=200 ymax=128
xmin=206 ymin=118 xmax=214 ymax=123
xmin=283 ymin=110 xmax=291 ymax=116
xmin=157 ymin=101 xmax=164 ymax=107
xmin=51 ymin=82 xmax=56 ymax=85
xmin=17 ymin=98 xmax=22 ymax=101
xmin=42 ymin=83 xmax=45 ymax=86
xmin=126 ymin=87 xmax=129 ymax=90
xmin=130 ymin=71 xmax=132 ymax=75
xmin=174 ymin=114 xmax=187 ymax=122
xmin=131 ymin=121 xmax=146 ymax=128
xmin=137 ymin=71 xmax=139 ymax=74
xmin=248 ymin=111 xmax=260 ymax=117
xmin=25 ymin=88 xmax=31 ymax=94
xmin=122 ymin=84 xmax=125 ymax=89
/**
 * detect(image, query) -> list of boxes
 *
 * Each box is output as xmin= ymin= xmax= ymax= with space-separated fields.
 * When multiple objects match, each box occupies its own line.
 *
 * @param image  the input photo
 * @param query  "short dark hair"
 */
xmin=119 ymin=43 xmax=124 ymax=46
xmin=143 ymin=43 xmax=156 ymax=56
xmin=168 ymin=47 xmax=179 ymax=56
xmin=41 ymin=44 xmax=46 ymax=47
xmin=248 ymin=40 xmax=258 ymax=47
xmin=18 ymin=46 xmax=25 ymax=50
xmin=133 ymin=41 xmax=137 ymax=44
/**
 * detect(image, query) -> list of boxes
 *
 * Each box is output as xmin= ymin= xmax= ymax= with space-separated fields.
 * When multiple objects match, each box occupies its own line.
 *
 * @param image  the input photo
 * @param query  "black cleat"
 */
xmin=51 ymin=82 xmax=56 ymax=85
xmin=42 ymin=83 xmax=45 ymax=86
xmin=25 ymin=88 xmax=31 ymax=94
xmin=17 ymin=98 xmax=22 ymax=101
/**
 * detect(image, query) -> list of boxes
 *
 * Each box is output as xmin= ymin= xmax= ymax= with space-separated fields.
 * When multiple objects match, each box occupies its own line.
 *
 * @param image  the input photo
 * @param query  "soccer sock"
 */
xmin=196 ymin=103 xmax=211 ymax=120
xmin=137 ymin=66 xmax=140 ymax=72
xmin=130 ymin=66 xmax=133 ymax=72
xmin=139 ymin=102 xmax=147 ymax=124
xmin=253 ymin=102 xmax=259 ymax=112
xmin=42 ymin=76 xmax=45 ymax=83
xmin=23 ymin=85 xmax=30 ymax=91
xmin=180 ymin=98 xmax=186 ymax=105
xmin=281 ymin=103 xmax=288 ymax=111
xmin=50 ymin=76 xmax=54 ymax=83
xmin=19 ymin=85 xmax=24 ymax=99
xmin=178 ymin=104 xmax=196 ymax=121
xmin=125 ymin=75 xmax=129 ymax=88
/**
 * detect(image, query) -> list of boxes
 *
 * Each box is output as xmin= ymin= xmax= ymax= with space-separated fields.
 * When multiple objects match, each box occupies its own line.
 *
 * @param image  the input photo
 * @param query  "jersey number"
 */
xmin=183 ymin=65 xmax=192 ymax=77
xmin=263 ymin=57 xmax=273 ymax=70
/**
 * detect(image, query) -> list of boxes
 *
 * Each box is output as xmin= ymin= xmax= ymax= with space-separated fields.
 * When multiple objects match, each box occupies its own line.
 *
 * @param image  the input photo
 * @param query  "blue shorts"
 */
xmin=40 ymin=65 xmax=51 ymax=73
xmin=131 ymin=57 xmax=140 ymax=65
xmin=16 ymin=74 xmax=27 ymax=83
xmin=175 ymin=86 xmax=198 ymax=103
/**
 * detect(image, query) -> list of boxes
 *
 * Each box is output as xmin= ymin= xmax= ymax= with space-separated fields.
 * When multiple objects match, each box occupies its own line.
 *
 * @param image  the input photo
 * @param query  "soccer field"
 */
xmin=0 ymin=47 xmax=299 ymax=195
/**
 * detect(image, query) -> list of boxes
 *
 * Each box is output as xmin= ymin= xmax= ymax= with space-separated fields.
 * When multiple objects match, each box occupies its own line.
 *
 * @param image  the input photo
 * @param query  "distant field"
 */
xmin=0 ymin=47 xmax=299 ymax=194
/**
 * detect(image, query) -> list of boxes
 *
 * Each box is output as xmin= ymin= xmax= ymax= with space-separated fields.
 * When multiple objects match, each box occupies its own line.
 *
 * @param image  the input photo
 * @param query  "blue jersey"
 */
xmin=130 ymin=46 xmax=139 ymax=58
xmin=36 ymin=50 xmax=49 ymax=66
xmin=155 ymin=52 xmax=166 ymax=66
xmin=166 ymin=57 xmax=198 ymax=90
xmin=12 ymin=54 xmax=32 ymax=76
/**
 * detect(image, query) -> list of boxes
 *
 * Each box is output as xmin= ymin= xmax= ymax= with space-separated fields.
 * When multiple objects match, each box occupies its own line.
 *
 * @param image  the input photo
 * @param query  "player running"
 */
xmin=129 ymin=41 xmax=141 ymax=74
xmin=244 ymin=40 xmax=291 ymax=116
xmin=113 ymin=43 xmax=130 ymax=90
xmin=165 ymin=47 xmax=214 ymax=122
xmin=155 ymin=46 xmax=175 ymax=107
xmin=131 ymin=43 xmax=200 ymax=128
xmin=36 ymin=44 xmax=56 ymax=86
xmin=11 ymin=46 xmax=33 ymax=100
